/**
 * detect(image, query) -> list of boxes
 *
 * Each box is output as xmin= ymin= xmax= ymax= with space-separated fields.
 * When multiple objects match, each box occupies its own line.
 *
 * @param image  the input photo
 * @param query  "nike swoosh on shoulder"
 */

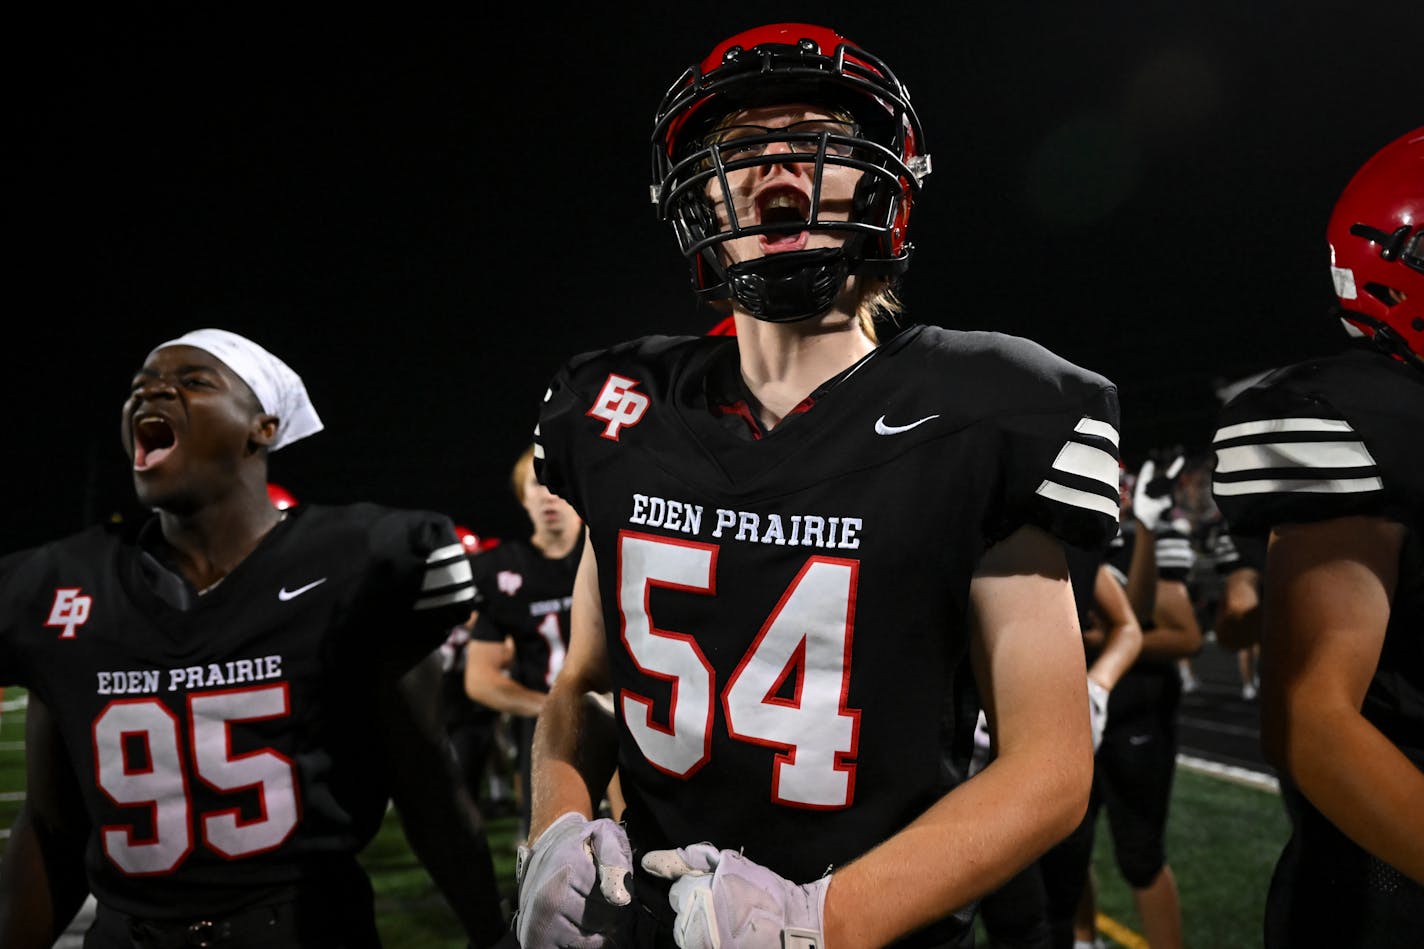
xmin=874 ymin=414 xmax=941 ymax=435
xmin=278 ymin=578 xmax=328 ymax=601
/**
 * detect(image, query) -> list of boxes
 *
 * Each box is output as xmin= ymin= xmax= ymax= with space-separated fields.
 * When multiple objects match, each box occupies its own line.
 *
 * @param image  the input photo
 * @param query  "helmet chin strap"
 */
xmin=725 ymin=247 xmax=851 ymax=323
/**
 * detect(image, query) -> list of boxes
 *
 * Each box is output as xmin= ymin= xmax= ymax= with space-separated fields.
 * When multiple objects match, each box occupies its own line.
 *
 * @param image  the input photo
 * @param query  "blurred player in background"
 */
xmin=464 ymin=446 xmax=587 ymax=841
xmin=1072 ymin=458 xmax=1202 ymax=949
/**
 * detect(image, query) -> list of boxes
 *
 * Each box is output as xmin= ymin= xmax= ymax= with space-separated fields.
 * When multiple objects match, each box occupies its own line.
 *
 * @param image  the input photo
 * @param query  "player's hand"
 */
xmin=1132 ymin=456 xmax=1183 ymax=533
xmin=1087 ymin=676 xmax=1110 ymax=753
xmin=641 ymin=844 xmax=828 ymax=949
xmin=515 ymin=812 xmax=633 ymax=948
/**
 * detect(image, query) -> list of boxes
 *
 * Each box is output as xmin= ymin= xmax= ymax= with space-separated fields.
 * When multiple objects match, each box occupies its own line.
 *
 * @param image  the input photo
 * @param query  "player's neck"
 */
xmin=531 ymin=526 xmax=579 ymax=560
xmin=156 ymin=497 xmax=284 ymax=593
xmin=732 ymin=307 xmax=875 ymax=430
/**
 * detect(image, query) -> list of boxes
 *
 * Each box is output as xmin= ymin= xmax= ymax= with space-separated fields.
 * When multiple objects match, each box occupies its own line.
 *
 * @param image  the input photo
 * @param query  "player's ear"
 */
xmin=250 ymin=413 xmax=280 ymax=451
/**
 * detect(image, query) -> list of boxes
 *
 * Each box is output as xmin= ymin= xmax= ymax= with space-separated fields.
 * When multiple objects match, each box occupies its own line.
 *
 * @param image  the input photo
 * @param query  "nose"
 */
xmin=755 ymin=139 xmax=807 ymax=178
xmin=132 ymin=376 xmax=177 ymax=404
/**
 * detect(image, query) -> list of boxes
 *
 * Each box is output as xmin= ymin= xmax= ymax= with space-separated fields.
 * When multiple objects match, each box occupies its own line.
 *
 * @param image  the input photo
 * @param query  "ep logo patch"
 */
xmin=46 ymin=588 xmax=93 ymax=639
xmin=587 ymin=373 xmax=650 ymax=441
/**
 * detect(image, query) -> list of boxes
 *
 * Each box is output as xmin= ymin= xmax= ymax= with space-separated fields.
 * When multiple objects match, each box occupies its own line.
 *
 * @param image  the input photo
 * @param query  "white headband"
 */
xmin=152 ymin=328 xmax=324 ymax=452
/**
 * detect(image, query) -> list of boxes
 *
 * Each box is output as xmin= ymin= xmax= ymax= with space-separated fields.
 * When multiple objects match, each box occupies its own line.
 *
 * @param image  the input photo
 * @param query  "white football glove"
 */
xmin=1087 ymin=677 xmax=1110 ymax=753
xmin=1131 ymin=456 xmax=1183 ymax=533
xmin=969 ymin=708 xmax=993 ymax=776
xmin=515 ymin=812 xmax=634 ymax=948
xmin=642 ymin=844 xmax=829 ymax=949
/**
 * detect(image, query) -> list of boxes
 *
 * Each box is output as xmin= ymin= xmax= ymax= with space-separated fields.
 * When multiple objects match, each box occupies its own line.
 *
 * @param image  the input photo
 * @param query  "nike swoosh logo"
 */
xmin=278 ymin=578 xmax=327 ymax=601
xmin=874 ymin=414 xmax=941 ymax=435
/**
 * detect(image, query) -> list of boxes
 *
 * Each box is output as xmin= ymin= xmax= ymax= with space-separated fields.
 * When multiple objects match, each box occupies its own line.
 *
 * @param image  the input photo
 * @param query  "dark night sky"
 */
xmin=8 ymin=2 xmax=1421 ymax=554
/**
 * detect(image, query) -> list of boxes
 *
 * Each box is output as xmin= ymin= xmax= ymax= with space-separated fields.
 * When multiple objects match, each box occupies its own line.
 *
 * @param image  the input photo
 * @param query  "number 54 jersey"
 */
xmin=0 ymin=503 xmax=476 ymax=919
xmin=535 ymin=324 xmax=1121 ymax=885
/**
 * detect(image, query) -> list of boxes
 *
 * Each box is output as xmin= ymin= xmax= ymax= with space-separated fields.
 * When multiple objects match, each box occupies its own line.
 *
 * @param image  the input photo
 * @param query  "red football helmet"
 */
xmin=707 ymin=315 xmax=738 ymax=336
xmin=266 ymin=482 xmax=299 ymax=510
xmin=651 ymin=23 xmax=930 ymax=322
xmin=1327 ymin=126 xmax=1424 ymax=364
xmin=453 ymin=524 xmax=481 ymax=552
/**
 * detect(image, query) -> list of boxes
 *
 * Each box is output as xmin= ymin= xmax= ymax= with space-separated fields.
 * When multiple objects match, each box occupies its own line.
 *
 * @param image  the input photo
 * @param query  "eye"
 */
xmin=181 ymin=376 xmax=214 ymax=389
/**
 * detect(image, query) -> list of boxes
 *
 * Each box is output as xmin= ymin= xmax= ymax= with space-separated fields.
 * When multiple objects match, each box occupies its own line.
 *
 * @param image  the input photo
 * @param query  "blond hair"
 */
xmin=510 ymin=445 xmax=536 ymax=503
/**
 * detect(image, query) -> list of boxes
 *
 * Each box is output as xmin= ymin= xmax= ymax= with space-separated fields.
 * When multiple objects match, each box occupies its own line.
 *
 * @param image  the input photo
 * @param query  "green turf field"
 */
xmin=0 ymin=688 xmax=1289 ymax=947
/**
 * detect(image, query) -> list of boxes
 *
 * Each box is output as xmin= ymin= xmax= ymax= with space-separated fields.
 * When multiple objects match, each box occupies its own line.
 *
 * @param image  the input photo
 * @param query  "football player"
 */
xmin=1069 ymin=458 xmax=1201 ymax=949
xmin=515 ymin=23 xmax=1122 ymax=949
xmin=1209 ymin=527 xmax=1264 ymax=698
xmin=1211 ymin=125 xmax=1424 ymax=947
xmin=0 ymin=329 xmax=505 ymax=948
xmin=464 ymin=446 xmax=587 ymax=840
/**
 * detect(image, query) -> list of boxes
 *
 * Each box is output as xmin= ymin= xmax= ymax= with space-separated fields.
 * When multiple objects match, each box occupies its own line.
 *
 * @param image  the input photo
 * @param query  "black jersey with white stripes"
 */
xmin=1212 ymin=345 xmax=1424 ymax=533
xmin=534 ymin=323 xmax=1120 ymax=905
xmin=1211 ymin=344 xmax=1424 ymax=767
xmin=0 ymin=504 xmax=475 ymax=919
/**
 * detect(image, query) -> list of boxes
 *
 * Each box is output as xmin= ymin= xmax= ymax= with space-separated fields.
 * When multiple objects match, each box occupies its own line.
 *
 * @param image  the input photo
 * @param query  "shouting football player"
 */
xmin=1212 ymin=126 xmax=1424 ymax=947
xmin=0 ymin=329 xmax=505 ymax=947
xmin=514 ymin=23 xmax=1123 ymax=949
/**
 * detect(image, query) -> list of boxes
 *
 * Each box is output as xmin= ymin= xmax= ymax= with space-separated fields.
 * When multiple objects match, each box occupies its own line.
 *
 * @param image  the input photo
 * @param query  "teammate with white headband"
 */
xmin=0 ymin=328 xmax=506 ymax=948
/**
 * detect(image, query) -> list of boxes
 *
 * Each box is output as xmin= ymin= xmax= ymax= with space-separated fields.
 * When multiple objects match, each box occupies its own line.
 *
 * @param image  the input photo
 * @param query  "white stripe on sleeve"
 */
xmin=1215 ymin=440 xmax=1377 ymax=475
xmin=1213 ymin=417 xmax=1355 ymax=443
xmin=1034 ymin=480 xmax=1120 ymax=519
xmin=1052 ymin=442 xmax=1120 ymax=490
xmin=1074 ymin=416 xmax=1120 ymax=448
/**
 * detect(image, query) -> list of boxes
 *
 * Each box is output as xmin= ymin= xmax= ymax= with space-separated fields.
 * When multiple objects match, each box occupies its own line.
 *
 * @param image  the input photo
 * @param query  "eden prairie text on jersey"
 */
xmin=628 ymin=493 xmax=863 ymax=549
xmin=96 ymin=655 xmax=285 ymax=695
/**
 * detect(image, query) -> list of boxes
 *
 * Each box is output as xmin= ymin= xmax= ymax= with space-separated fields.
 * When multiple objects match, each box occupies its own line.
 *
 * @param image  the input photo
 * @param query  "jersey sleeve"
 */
xmin=368 ymin=509 xmax=478 ymax=672
xmin=1211 ymin=370 xmax=1397 ymax=537
xmin=1153 ymin=525 xmax=1196 ymax=582
xmin=533 ymin=360 xmax=588 ymax=519
xmin=988 ymin=373 xmax=1122 ymax=553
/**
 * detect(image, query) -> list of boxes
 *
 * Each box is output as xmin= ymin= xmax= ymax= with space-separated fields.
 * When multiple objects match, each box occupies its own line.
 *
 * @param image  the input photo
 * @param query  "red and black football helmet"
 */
xmin=1328 ymin=126 xmax=1423 ymax=366
xmin=652 ymin=23 xmax=930 ymax=323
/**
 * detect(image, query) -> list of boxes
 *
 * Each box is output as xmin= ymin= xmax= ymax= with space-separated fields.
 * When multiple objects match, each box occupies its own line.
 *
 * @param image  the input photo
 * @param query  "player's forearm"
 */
xmin=1125 ymin=521 xmax=1158 ymax=620
xmin=466 ymin=673 xmax=547 ymax=718
xmin=1087 ymin=618 xmax=1142 ymax=691
xmin=1271 ymin=700 xmax=1424 ymax=884
xmin=528 ymin=682 xmax=615 ymax=841
xmin=381 ymin=663 xmax=507 ymax=944
xmin=821 ymin=737 xmax=1090 ymax=948
xmin=1213 ymin=587 xmax=1261 ymax=651
xmin=1135 ymin=625 xmax=1200 ymax=663
xmin=0 ymin=804 xmax=87 ymax=949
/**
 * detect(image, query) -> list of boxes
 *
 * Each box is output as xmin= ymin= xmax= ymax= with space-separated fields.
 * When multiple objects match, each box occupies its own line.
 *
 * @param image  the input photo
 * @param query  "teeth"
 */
xmin=766 ymin=194 xmax=801 ymax=210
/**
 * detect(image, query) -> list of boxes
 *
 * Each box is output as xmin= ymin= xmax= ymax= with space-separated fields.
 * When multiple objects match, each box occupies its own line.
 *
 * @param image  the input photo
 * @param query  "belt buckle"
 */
xmin=186 ymin=919 xmax=217 ymax=948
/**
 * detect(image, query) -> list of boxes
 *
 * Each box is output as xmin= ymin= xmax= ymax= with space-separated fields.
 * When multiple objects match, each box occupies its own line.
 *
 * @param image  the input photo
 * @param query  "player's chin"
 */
xmin=132 ymin=474 xmax=195 ymax=515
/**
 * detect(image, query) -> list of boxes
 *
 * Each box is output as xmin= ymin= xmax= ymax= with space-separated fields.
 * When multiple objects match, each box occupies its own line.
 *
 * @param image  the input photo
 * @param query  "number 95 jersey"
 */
xmin=535 ymin=324 xmax=1120 ymax=885
xmin=0 ymin=503 xmax=476 ymax=919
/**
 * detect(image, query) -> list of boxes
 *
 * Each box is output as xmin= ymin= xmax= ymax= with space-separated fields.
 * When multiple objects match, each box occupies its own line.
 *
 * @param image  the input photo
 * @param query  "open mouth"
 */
xmin=756 ymin=187 xmax=811 ymax=252
xmin=133 ymin=414 xmax=178 ymax=471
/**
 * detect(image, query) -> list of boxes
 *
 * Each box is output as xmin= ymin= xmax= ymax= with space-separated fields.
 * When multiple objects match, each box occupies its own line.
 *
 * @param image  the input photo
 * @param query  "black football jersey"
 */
xmin=1212 ymin=346 xmax=1424 ymax=770
xmin=535 ymin=325 xmax=1120 ymax=898
xmin=468 ymin=539 xmax=580 ymax=692
xmin=0 ymin=504 xmax=475 ymax=919
xmin=1101 ymin=520 xmax=1194 ymax=715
